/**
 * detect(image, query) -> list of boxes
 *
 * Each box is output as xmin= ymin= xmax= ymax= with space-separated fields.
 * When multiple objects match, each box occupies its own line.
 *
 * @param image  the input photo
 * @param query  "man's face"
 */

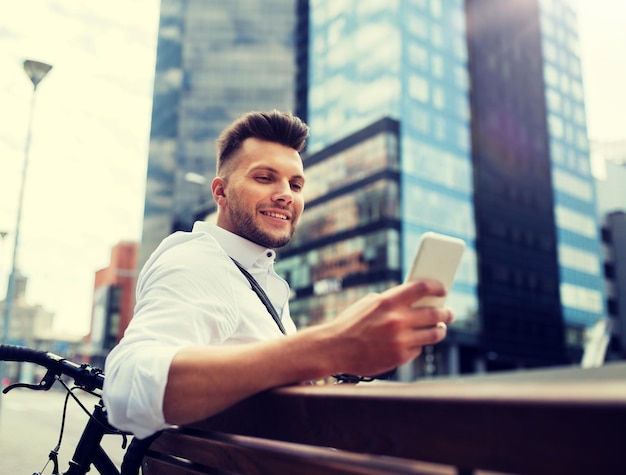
xmin=213 ymin=137 xmax=305 ymax=248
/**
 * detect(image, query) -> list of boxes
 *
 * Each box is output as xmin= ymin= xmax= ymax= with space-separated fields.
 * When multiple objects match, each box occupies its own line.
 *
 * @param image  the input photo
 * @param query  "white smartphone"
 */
xmin=404 ymin=232 xmax=466 ymax=308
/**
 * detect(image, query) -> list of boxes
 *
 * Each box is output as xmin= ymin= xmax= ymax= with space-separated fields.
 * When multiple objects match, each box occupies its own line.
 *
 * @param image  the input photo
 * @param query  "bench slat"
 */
xmin=143 ymin=430 xmax=456 ymax=475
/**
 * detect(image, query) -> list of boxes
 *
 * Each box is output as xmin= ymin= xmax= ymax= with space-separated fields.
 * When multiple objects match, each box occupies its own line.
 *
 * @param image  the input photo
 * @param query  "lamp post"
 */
xmin=0 ymin=60 xmax=52 ymax=407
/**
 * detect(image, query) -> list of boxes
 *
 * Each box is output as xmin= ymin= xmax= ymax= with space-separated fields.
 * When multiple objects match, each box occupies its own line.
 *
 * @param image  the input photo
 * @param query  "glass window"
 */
xmin=456 ymin=95 xmax=470 ymax=121
xmin=553 ymin=168 xmax=592 ymax=201
xmin=406 ymin=104 xmax=430 ymax=134
xmin=543 ymin=39 xmax=557 ymax=62
xmin=304 ymin=132 xmax=399 ymax=202
xmin=574 ymin=105 xmax=585 ymax=125
xmin=409 ymin=42 xmax=429 ymax=70
xmin=408 ymin=13 xmax=428 ymax=39
xmin=431 ymin=0 xmax=442 ymax=17
xmin=294 ymin=180 xmax=400 ymax=248
xmin=546 ymin=88 xmax=561 ymax=112
xmin=431 ymin=24 xmax=444 ymax=48
xmin=548 ymin=113 xmax=564 ymax=138
xmin=555 ymin=205 xmax=597 ymax=238
xmin=558 ymin=244 xmax=600 ymax=275
xmin=434 ymin=116 xmax=446 ymax=141
xmin=403 ymin=187 xmax=474 ymax=236
xmin=544 ymin=64 xmax=558 ymax=86
xmin=454 ymin=65 xmax=468 ymax=89
xmin=432 ymin=54 xmax=444 ymax=78
xmin=560 ymin=72 xmax=571 ymax=95
xmin=457 ymin=123 xmax=470 ymax=152
xmin=406 ymin=139 xmax=443 ymax=174
xmin=453 ymin=37 xmax=467 ymax=61
xmin=409 ymin=74 xmax=430 ymax=102
xmin=550 ymin=140 xmax=565 ymax=164
xmin=432 ymin=86 xmax=445 ymax=109
xmin=577 ymin=154 xmax=590 ymax=175
xmin=560 ymin=283 xmax=603 ymax=313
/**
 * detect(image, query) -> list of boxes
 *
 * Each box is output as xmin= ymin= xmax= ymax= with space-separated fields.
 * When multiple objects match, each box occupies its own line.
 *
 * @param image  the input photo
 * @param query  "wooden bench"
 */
xmin=141 ymin=363 xmax=626 ymax=475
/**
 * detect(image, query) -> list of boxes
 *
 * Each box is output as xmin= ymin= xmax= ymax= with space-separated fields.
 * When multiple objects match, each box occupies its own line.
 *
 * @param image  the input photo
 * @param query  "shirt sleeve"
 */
xmin=103 ymin=340 xmax=178 ymax=438
xmin=102 ymin=234 xmax=240 ymax=438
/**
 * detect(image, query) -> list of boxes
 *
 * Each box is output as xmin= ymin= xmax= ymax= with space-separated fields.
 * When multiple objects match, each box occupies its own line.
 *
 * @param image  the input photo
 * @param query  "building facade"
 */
xmin=88 ymin=241 xmax=137 ymax=367
xmin=466 ymin=0 xmax=569 ymax=367
xmin=304 ymin=0 xmax=477 ymax=377
xmin=538 ymin=0 xmax=606 ymax=354
xmin=0 ymin=272 xmax=54 ymax=347
xmin=595 ymin=154 xmax=626 ymax=360
xmin=0 ymin=272 xmax=55 ymax=383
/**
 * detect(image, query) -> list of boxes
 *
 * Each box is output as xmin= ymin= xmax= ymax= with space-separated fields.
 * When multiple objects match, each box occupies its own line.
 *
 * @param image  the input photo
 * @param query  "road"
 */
xmin=0 ymin=387 xmax=128 ymax=473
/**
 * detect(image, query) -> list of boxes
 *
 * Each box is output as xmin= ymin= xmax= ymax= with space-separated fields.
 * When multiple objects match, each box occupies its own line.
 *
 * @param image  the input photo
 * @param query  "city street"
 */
xmin=0 ymin=387 xmax=127 ymax=473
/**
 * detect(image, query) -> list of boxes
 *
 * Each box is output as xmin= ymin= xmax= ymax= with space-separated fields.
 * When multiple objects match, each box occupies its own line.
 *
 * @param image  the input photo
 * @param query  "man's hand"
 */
xmin=322 ymin=279 xmax=454 ymax=377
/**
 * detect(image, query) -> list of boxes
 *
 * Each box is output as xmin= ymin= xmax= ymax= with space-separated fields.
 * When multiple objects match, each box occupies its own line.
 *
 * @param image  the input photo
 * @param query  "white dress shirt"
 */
xmin=102 ymin=221 xmax=296 ymax=438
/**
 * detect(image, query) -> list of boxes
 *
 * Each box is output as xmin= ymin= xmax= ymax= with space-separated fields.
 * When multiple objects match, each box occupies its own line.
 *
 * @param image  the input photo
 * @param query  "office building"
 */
xmin=88 ymin=241 xmax=137 ymax=367
xmin=293 ymin=0 xmax=478 ymax=377
xmin=595 ymin=151 xmax=626 ymax=360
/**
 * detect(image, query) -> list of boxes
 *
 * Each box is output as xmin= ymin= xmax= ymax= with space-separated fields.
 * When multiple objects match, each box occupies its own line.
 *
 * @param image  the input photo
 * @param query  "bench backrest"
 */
xmin=142 ymin=363 xmax=626 ymax=475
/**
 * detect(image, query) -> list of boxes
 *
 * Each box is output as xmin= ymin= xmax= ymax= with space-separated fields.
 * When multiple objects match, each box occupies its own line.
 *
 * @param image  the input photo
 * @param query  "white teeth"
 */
xmin=264 ymin=212 xmax=287 ymax=220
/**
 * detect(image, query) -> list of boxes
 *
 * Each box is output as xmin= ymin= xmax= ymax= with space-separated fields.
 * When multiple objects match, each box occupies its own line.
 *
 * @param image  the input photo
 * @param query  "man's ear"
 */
xmin=212 ymin=177 xmax=227 ymax=205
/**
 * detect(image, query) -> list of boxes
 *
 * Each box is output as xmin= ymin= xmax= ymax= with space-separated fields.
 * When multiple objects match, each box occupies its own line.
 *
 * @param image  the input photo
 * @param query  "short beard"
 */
xmin=230 ymin=205 xmax=294 ymax=249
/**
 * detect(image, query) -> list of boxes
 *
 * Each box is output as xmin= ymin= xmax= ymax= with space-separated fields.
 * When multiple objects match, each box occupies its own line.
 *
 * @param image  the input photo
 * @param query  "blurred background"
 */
xmin=1 ymin=0 xmax=625 ymax=379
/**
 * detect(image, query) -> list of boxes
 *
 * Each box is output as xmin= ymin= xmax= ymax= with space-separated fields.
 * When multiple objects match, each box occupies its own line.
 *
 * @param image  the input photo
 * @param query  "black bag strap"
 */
xmin=231 ymin=258 xmax=286 ymax=335
xmin=230 ymin=258 xmax=389 ymax=384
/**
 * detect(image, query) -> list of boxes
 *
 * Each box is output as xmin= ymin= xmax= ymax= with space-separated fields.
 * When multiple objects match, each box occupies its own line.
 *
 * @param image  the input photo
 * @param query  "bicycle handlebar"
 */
xmin=0 ymin=344 xmax=104 ymax=393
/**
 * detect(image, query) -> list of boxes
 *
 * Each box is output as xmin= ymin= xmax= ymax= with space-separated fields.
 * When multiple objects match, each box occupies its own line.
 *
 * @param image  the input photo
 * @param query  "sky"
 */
xmin=0 ymin=1 xmax=160 ymax=337
xmin=1 ymin=1 xmax=626 ymax=338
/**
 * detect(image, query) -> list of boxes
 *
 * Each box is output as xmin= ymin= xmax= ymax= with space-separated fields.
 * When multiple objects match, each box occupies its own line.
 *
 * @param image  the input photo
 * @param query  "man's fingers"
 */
xmin=408 ymin=321 xmax=449 ymax=348
xmin=384 ymin=279 xmax=447 ymax=307
xmin=410 ymin=306 xmax=454 ymax=327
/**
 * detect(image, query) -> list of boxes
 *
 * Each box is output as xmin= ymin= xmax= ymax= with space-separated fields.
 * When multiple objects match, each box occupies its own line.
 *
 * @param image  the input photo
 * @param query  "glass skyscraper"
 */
xmin=305 ymin=0 xmax=478 ymax=373
xmin=539 ymin=0 xmax=606 ymax=336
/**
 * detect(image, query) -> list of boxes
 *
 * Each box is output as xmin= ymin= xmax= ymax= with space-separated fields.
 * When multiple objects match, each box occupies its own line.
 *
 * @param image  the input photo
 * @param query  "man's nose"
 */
xmin=272 ymin=180 xmax=293 ymax=203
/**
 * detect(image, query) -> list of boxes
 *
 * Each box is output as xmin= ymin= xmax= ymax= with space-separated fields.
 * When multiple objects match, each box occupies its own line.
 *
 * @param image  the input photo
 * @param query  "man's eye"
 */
xmin=291 ymin=182 xmax=303 ymax=191
xmin=256 ymin=176 xmax=271 ymax=182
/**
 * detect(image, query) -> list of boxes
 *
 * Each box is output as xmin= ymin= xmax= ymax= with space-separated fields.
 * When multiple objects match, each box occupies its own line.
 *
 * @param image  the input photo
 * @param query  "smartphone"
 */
xmin=404 ymin=232 xmax=466 ymax=308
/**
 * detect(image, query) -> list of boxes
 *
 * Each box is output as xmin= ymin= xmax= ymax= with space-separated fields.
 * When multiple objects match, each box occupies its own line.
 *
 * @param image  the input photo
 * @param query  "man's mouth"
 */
xmin=261 ymin=211 xmax=289 ymax=220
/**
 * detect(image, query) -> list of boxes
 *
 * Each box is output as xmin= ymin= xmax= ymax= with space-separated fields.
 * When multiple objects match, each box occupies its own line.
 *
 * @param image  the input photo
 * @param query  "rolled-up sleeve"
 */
xmin=102 ymin=233 xmax=239 ymax=438
xmin=103 ymin=342 xmax=179 ymax=439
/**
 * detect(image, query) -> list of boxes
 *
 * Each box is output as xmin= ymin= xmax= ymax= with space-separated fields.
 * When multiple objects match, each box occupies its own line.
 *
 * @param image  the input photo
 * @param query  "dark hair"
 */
xmin=216 ymin=110 xmax=309 ymax=174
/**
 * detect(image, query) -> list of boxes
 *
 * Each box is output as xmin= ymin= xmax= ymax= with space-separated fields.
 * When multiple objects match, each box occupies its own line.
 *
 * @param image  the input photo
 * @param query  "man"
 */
xmin=103 ymin=110 xmax=453 ymax=439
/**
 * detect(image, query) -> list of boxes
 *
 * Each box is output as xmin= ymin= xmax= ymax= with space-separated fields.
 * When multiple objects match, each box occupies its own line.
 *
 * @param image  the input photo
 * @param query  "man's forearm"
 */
xmin=162 ymin=326 xmax=336 ymax=425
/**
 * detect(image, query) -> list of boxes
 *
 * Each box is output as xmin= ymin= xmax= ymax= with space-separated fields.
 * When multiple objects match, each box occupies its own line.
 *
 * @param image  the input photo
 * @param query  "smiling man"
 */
xmin=213 ymin=135 xmax=305 ymax=248
xmin=103 ymin=110 xmax=454 ymax=439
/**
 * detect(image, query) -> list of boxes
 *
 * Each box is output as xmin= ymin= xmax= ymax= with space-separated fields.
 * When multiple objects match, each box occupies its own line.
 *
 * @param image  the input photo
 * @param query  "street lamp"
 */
xmin=1 ymin=60 xmax=52 ymax=391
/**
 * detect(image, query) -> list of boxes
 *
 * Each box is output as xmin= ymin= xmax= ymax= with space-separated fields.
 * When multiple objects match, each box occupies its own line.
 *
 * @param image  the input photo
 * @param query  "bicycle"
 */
xmin=0 ymin=344 xmax=149 ymax=475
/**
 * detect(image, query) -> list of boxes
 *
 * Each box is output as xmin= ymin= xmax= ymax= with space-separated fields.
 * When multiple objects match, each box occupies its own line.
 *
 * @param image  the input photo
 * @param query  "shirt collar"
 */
xmin=192 ymin=221 xmax=276 ymax=270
